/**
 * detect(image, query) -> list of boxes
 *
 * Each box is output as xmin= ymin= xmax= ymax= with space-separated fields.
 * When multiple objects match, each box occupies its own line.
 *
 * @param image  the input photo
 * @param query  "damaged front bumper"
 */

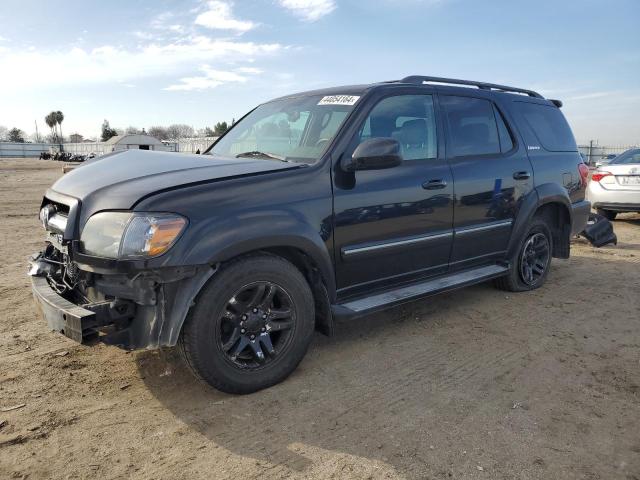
xmin=29 ymin=254 xmax=215 ymax=350
xmin=31 ymin=275 xmax=132 ymax=344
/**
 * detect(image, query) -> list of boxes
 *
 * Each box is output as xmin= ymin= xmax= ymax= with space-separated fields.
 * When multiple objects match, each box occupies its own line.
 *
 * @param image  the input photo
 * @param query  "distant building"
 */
xmin=105 ymin=134 xmax=168 ymax=152
xmin=69 ymin=133 xmax=84 ymax=143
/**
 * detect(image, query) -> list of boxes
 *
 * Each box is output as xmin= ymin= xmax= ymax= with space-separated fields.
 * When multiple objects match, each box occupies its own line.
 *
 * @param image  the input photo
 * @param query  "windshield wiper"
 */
xmin=235 ymin=151 xmax=288 ymax=162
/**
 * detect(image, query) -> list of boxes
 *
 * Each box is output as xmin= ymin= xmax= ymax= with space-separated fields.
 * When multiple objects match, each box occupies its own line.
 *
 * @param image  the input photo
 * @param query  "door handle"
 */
xmin=422 ymin=179 xmax=447 ymax=190
xmin=513 ymin=171 xmax=531 ymax=180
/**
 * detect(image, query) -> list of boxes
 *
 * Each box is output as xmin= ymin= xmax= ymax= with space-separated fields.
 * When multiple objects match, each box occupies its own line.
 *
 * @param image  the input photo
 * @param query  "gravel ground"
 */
xmin=1 ymin=158 xmax=639 ymax=480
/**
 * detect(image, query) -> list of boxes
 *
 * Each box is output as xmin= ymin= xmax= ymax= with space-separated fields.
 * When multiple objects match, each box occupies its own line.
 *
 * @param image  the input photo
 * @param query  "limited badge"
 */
xmin=318 ymin=95 xmax=360 ymax=106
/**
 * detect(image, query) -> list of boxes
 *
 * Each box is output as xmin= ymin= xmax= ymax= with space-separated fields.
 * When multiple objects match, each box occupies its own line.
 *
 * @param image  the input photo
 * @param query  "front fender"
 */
xmin=177 ymin=211 xmax=336 ymax=300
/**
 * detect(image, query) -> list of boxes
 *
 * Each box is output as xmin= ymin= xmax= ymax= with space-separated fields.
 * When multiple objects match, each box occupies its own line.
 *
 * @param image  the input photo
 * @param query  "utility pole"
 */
xmin=588 ymin=140 xmax=594 ymax=166
xmin=34 ymin=120 xmax=40 ymax=143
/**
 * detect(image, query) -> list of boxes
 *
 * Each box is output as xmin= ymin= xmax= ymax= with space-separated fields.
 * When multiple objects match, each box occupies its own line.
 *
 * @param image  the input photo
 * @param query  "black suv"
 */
xmin=30 ymin=76 xmax=590 ymax=393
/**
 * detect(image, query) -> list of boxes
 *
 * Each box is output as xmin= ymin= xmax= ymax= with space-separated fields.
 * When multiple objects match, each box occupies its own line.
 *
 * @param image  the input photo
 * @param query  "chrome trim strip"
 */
xmin=47 ymin=214 xmax=68 ymax=234
xmin=454 ymin=219 xmax=512 ymax=236
xmin=342 ymin=230 xmax=453 ymax=257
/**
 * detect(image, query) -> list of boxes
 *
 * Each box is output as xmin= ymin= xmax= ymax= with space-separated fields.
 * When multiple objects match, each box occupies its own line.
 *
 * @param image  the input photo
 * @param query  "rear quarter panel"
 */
xmin=506 ymin=98 xmax=585 ymax=203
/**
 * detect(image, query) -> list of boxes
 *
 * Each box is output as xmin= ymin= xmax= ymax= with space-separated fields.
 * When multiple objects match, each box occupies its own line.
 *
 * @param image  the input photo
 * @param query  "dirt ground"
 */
xmin=0 ymin=158 xmax=638 ymax=480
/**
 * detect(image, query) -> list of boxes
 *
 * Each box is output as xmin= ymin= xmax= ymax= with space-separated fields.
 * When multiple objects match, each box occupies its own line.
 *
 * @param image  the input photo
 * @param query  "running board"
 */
xmin=333 ymin=264 xmax=508 ymax=318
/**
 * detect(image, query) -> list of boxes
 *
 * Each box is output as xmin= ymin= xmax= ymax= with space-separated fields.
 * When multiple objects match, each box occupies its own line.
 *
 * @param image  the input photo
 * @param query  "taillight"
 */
xmin=591 ymin=171 xmax=612 ymax=183
xmin=578 ymin=163 xmax=589 ymax=187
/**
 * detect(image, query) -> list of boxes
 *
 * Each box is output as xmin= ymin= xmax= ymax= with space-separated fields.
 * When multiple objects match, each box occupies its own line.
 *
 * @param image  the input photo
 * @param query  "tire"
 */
xmin=596 ymin=208 xmax=617 ymax=221
xmin=494 ymin=216 xmax=553 ymax=292
xmin=179 ymin=254 xmax=315 ymax=394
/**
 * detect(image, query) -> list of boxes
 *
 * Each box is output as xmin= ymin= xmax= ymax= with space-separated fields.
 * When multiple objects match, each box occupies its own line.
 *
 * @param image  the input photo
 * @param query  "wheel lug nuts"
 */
xmin=240 ymin=328 xmax=246 ymax=333
xmin=250 ymin=334 xmax=255 ymax=340
xmin=262 ymin=314 xmax=267 ymax=319
xmin=253 ymin=308 xmax=258 ymax=313
xmin=261 ymin=327 xmax=266 ymax=332
xmin=242 ymin=315 xmax=247 ymax=320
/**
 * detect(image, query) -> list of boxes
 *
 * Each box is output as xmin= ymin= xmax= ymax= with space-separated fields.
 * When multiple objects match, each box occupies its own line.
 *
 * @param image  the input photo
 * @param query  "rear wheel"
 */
xmin=180 ymin=254 xmax=315 ymax=394
xmin=596 ymin=208 xmax=617 ymax=221
xmin=495 ymin=216 xmax=553 ymax=292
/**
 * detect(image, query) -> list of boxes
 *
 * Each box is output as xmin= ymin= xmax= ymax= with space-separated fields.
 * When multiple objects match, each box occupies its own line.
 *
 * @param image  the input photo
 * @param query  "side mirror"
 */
xmin=342 ymin=138 xmax=402 ymax=172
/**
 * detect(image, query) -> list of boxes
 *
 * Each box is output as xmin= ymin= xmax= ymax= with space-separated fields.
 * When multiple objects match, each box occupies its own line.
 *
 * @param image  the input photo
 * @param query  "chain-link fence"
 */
xmin=3 ymin=138 xmax=638 ymax=161
xmin=578 ymin=142 xmax=638 ymax=166
xmin=173 ymin=137 xmax=218 ymax=153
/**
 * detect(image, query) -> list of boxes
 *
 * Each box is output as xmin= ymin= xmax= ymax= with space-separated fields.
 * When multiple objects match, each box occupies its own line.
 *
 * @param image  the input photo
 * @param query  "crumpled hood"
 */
xmin=49 ymin=149 xmax=299 ymax=215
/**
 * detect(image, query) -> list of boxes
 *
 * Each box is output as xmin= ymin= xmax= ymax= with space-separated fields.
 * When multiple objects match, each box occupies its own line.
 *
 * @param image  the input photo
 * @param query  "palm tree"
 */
xmin=44 ymin=113 xmax=57 ymax=142
xmin=55 ymin=111 xmax=64 ymax=143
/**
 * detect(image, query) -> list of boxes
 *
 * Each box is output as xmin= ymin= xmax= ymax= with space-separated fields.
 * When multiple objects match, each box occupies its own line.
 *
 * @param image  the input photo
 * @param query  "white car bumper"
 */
xmin=587 ymin=181 xmax=640 ymax=212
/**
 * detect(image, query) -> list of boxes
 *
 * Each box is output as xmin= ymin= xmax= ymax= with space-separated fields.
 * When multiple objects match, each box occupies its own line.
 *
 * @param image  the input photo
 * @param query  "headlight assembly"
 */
xmin=80 ymin=212 xmax=187 ymax=259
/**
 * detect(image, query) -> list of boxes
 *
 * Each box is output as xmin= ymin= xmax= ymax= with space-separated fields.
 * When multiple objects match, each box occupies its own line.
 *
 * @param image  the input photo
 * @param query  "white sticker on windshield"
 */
xmin=318 ymin=95 xmax=360 ymax=106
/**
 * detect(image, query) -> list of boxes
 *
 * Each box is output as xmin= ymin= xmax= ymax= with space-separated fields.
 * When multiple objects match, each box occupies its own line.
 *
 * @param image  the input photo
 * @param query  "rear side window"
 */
xmin=494 ymin=105 xmax=514 ymax=153
xmin=516 ymin=102 xmax=577 ymax=152
xmin=440 ymin=96 xmax=500 ymax=157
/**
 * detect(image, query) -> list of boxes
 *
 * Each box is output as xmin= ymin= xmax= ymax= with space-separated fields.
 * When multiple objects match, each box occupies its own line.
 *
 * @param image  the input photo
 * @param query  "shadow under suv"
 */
xmin=30 ymin=76 xmax=590 ymax=393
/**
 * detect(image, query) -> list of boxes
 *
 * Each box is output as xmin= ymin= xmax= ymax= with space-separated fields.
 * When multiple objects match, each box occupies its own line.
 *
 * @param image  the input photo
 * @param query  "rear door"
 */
xmin=439 ymin=94 xmax=534 ymax=270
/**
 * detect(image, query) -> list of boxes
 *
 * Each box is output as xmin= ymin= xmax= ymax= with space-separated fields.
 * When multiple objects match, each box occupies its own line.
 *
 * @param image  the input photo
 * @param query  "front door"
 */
xmin=333 ymin=93 xmax=454 ymax=299
xmin=439 ymin=94 xmax=534 ymax=270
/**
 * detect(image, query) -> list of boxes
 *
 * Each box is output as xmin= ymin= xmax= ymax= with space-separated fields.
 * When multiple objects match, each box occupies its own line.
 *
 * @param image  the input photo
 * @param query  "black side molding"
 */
xmin=333 ymin=264 xmax=508 ymax=319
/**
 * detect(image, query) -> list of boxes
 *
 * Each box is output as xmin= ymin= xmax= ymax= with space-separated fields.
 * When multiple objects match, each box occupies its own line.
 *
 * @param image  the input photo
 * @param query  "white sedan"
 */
xmin=587 ymin=148 xmax=640 ymax=220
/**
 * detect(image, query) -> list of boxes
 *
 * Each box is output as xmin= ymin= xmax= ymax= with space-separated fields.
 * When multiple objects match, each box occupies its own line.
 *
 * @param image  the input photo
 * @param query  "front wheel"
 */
xmin=179 ymin=254 xmax=315 ymax=394
xmin=495 ymin=217 xmax=553 ymax=292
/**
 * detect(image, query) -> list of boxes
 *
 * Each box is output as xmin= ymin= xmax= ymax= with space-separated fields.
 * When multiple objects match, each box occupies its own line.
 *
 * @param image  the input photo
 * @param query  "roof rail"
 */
xmin=399 ymin=75 xmax=544 ymax=99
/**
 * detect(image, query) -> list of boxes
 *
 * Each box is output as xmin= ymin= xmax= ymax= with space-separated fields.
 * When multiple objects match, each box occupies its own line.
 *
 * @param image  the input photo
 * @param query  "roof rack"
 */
xmin=399 ymin=75 xmax=544 ymax=99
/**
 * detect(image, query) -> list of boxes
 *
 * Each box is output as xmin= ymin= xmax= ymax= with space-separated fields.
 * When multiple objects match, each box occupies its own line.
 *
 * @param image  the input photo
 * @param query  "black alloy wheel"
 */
xmin=218 ymin=281 xmax=295 ymax=370
xmin=519 ymin=232 xmax=550 ymax=286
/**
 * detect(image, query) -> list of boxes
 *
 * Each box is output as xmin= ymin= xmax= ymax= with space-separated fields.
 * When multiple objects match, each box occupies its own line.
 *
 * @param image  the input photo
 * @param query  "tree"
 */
xmin=148 ymin=126 xmax=169 ymax=141
xmin=166 ymin=124 xmax=194 ymax=140
xmin=213 ymin=121 xmax=229 ymax=136
xmin=45 ymin=113 xmax=58 ymax=142
xmin=125 ymin=126 xmax=140 ymax=135
xmin=101 ymin=119 xmax=118 ymax=142
xmin=29 ymin=132 xmax=43 ymax=143
xmin=0 ymin=126 xmax=8 ymax=141
xmin=8 ymin=128 xmax=25 ymax=143
xmin=55 ymin=111 xmax=64 ymax=143
xmin=203 ymin=126 xmax=215 ymax=137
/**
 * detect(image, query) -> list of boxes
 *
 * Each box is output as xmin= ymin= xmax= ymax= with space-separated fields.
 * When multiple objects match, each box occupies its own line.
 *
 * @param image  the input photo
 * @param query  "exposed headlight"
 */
xmin=80 ymin=212 xmax=187 ymax=259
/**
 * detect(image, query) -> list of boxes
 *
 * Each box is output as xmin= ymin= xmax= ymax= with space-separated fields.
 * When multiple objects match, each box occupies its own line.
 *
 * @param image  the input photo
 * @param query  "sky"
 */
xmin=0 ymin=0 xmax=638 ymax=144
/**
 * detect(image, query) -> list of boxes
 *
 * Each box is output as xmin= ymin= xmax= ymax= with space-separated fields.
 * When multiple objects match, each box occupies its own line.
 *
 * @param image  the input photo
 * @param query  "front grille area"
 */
xmin=35 ymin=195 xmax=88 ymax=302
xmin=44 ymin=198 xmax=70 ymax=215
xmin=46 ymin=212 xmax=68 ymax=233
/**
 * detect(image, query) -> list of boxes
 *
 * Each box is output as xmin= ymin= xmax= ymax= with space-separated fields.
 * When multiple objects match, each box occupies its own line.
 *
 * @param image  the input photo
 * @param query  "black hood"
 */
xmin=49 ymin=149 xmax=299 ymax=213
xmin=46 ymin=150 xmax=303 ymax=232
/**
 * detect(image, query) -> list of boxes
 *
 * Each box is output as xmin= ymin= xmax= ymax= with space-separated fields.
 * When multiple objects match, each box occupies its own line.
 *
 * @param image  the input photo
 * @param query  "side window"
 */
xmin=515 ymin=102 xmax=577 ymax=152
xmin=353 ymin=95 xmax=437 ymax=161
xmin=440 ymin=96 xmax=500 ymax=157
xmin=493 ymin=105 xmax=514 ymax=153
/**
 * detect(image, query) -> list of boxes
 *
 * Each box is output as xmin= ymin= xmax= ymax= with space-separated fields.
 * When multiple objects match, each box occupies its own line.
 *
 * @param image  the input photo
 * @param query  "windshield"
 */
xmin=610 ymin=149 xmax=640 ymax=165
xmin=208 ymin=94 xmax=360 ymax=164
